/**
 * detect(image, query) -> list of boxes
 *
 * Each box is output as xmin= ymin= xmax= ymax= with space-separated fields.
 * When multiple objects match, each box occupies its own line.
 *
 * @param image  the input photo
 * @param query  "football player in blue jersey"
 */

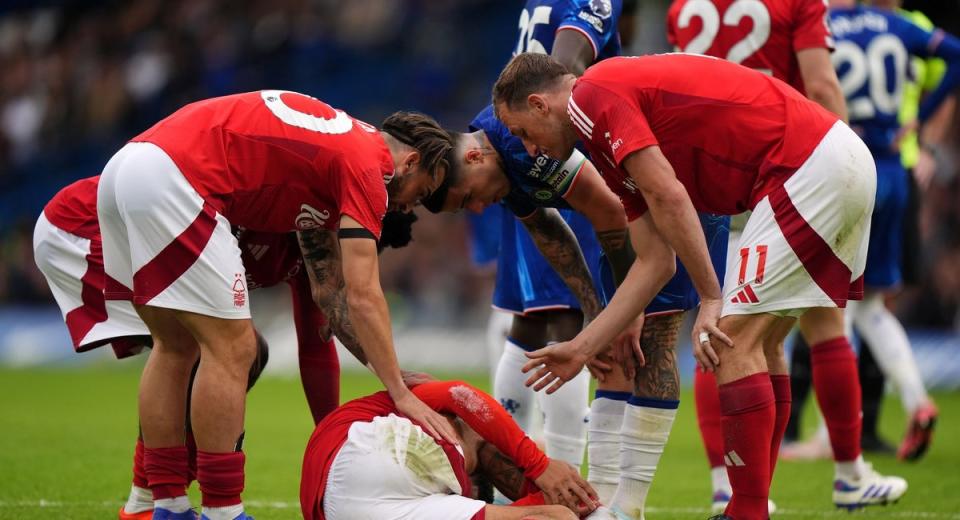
xmin=452 ymin=0 xmax=629 ymax=500
xmin=422 ymin=101 xmax=731 ymax=517
xmin=828 ymin=0 xmax=960 ymax=466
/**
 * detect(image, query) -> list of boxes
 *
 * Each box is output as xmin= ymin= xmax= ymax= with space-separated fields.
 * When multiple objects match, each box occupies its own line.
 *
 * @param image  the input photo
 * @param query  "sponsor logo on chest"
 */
xmin=295 ymin=203 xmax=332 ymax=230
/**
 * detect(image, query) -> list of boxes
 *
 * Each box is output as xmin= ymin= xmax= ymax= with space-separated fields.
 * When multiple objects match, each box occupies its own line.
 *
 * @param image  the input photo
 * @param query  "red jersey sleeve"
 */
xmin=412 ymin=381 xmax=550 ymax=480
xmin=338 ymin=161 xmax=387 ymax=239
xmin=570 ymin=79 xmax=658 ymax=167
xmin=792 ymin=0 xmax=833 ymax=51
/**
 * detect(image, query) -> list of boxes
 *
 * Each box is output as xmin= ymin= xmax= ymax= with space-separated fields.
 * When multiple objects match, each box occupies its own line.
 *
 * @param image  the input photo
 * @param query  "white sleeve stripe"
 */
xmin=556 ymin=25 xmax=599 ymax=61
xmin=568 ymin=96 xmax=595 ymax=129
xmin=569 ymin=108 xmax=593 ymax=139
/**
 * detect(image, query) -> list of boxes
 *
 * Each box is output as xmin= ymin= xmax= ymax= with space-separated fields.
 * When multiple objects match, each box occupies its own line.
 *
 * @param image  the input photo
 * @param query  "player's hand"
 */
xmin=533 ymin=459 xmax=598 ymax=513
xmin=393 ymin=390 xmax=460 ymax=446
xmin=611 ymin=314 xmax=645 ymax=378
xmin=522 ymin=341 xmax=589 ymax=394
xmin=692 ymin=298 xmax=732 ymax=372
xmin=401 ymin=370 xmax=435 ymax=387
xmin=586 ymin=356 xmax=613 ymax=382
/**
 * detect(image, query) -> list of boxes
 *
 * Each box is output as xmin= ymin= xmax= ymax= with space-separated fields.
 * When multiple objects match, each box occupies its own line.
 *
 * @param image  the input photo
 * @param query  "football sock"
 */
xmin=810 ymin=337 xmax=862 ymax=462
xmin=201 ymin=504 xmax=244 ymax=520
xmin=494 ymin=338 xmax=537 ymax=432
xmin=486 ymin=311 xmax=512 ymax=385
xmin=769 ymin=374 xmax=791 ymax=481
xmin=197 ymin=450 xmax=245 ymax=508
xmin=144 ymin=445 xmax=190 ymax=502
xmin=588 ymin=390 xmax=629 ymax=504
xmin=540 ymin=364 xmax=589 ymax=468
xmin=123 ymin=483 xmax=154 ymax=514
xmin=132 ymin=436 xmax=149 ymax=488
xmin=298 ymin=338 xmax=340 ymax=425
xmin=719 ymin=373 xmax=775 ymax=520
xmin=155 ymin=496 xmax=192 ymax=514
xmin=711 ymin=466 xmax=732 ymax=496
xmin=609 ymin=397 xmax=678 ymax=518
xmin=124 ymin=437 xmax=153 ymax=513
xmin=694 ymin=367 xmax=726 ymax=469
xmin=853 ymin=293 xmax=929 ymax=412
xmin=835 ymin=454 xmax=870 ymax=481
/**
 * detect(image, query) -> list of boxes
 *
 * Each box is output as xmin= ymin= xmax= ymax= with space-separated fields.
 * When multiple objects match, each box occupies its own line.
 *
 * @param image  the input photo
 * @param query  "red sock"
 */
xmin=186 ymin=430 xmax=198 ymax=484
xmin=810 ymin=337 xmax=862 ymax=462
xmin=132 ymin=437 xmax=148 ymax=488
xmin=197 ymin=450 xmax=245 ymax=507
xmin=290 ymin=275 xmax=341 ymax=425
xmin=719 ymin=373 xmax=775 ymax=520
xmin=694 ymin=366 xmax=725 ymax=469
xmin=769 ymin=374 xmax=791 ymax=482
xmin=144 ymin=446 xmax=190 ymax=500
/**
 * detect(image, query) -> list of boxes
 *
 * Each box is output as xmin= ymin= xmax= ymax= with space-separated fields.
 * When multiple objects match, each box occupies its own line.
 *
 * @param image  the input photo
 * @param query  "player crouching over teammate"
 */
xmin=300 ymin=378 xmax=598 ymax=520
xmin=494 ymin=53 xmax=907 ymax=519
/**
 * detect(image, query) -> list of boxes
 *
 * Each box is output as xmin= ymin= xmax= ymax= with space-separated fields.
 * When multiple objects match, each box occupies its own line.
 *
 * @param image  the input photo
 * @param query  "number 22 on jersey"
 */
xmin=676 ymin=0 xmax=771 ymax=73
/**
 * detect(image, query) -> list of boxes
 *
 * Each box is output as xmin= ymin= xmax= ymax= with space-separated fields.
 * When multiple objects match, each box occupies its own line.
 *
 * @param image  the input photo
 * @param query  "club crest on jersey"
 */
xmin=589 ymin=0 xmax=613 ymax=19
xmin=232 ymin=273 xmax=246 ymax=308
xmin=295 ymin=204 xmax=332 ymax=230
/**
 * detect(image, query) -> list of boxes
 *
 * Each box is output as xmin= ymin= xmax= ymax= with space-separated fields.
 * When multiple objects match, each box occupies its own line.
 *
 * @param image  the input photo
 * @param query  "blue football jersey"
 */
xmin=470 ymin=105 xmax=587 ymax=218
xmin=830 ymin=6 xmax=960 ymax=153
xmin=514 ymin=0 xmax=622 ymax=60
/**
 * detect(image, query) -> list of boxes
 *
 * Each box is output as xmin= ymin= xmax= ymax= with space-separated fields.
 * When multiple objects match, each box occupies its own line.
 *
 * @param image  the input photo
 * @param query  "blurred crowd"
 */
xmin=1 ymin=0 xmax=960 ymax=331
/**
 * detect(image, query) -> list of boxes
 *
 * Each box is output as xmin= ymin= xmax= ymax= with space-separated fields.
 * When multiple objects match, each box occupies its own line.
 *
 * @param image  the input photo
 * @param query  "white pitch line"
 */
xmin=0 ymin=500 xmax=957 ymax=518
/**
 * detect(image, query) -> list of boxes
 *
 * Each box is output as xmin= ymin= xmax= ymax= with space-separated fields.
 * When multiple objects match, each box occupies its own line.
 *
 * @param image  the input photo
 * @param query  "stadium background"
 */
xmin=0 ymin=1 xmax=959 ymax=518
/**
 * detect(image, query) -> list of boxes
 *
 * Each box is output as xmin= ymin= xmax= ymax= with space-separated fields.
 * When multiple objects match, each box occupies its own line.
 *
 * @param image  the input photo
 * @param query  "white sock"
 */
xmin=610 ymin=401 xmax=678 ymax=519
xmin=854 ymin=293 xmax=930 ymax=412
xmin=539 ymin=367 xmax=590 ymax=468
xmin=202 ymin=504 xmax=244 ymax=520
xmin=155 ymin=495 xmax=191 ymax=513
xmin=493 ymin=339 xmax=537 ymax=433
xmin=588 ymin=393 xmax=628 ymax=504
xmin=710 ymin=466 xmax=731 ymax=495
xmin=835 ymin=454 xmax=870 ymax=481
xmin=486 ymin=311 xmax=512 ymax=386
xmin=123 ymin=485 xmax=153 ymax=514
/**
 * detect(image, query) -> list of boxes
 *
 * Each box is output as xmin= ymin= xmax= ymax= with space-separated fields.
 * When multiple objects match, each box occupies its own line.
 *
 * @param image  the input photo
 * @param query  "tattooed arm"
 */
xmin=563 ymin=159 xmax=635 ymax=287
xmin=519 ymin=207 xmax=602 ymax=321
xmin=632 ymin=312 xmax=684 ymax=401
xmin=296 ymin=227 xmax=368 ymax=365
xmin=475 ymin=441 xmax=529 ymax=501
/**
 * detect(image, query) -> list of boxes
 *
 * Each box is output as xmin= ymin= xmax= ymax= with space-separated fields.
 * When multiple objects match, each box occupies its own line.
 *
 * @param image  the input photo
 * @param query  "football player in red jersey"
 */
xmin=94 ymin=92 xmax=455 ymax=520
xmin=300 ymin=379 xmax=597 ymax=520
xmin=493 ymin=52 xmax=905 ymax=519
xmin=666 ymin=0 xmax=905 ymax=514
xmin=33 ymin=175 xmax=419 ymax=519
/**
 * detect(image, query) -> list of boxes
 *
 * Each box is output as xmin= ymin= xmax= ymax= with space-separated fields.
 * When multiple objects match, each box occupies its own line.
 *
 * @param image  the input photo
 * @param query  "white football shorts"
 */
xmin=323 ymin=414 xmax=486 ymax=520
xmin=722 ymin=121 xmax=875 ymax=317
xmin=97 ymin=142 xmax=249 ymax=319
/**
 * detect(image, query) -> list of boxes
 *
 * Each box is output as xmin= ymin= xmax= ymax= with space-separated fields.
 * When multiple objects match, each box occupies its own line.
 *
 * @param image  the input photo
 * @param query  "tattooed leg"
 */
xmin=605 ymin=312 xmax=685 ymax=517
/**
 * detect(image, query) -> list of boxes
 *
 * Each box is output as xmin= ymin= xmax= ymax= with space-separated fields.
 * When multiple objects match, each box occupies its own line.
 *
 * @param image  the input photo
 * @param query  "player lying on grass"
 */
xmin=32 ymin=174 xmax=418 ymax=520
xmin=423 ymin=105 xmax=729 ymax=511
xmin=300 ymin=378 xmax=598 ymax=520
xmin=494 ymin=53 xmax=906 ymax=519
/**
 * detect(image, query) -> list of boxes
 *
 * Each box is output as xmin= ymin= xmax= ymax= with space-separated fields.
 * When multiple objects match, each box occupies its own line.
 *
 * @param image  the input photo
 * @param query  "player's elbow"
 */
xmin=656 ymin=251 xmax=677 ymax=286
xmin=587 ymin=197 xmax=628 ymax=231
xmin=804 ymin=77 xmax=845 ymax=118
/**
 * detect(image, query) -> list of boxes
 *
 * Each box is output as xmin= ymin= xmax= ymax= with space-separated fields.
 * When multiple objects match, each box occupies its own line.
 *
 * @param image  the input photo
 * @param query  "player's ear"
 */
xmin=402 ymin=150 xmax=422 ymax=174
xmin=528 ymin=93 xmax=548 ymax=115
xmin=465 ymin=149 xmax=483 ymax=164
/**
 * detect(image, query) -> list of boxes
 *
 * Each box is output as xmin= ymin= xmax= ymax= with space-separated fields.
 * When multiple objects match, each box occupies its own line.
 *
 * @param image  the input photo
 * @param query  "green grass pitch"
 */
xmin=1 ymin=366 xmax=958 ymax=519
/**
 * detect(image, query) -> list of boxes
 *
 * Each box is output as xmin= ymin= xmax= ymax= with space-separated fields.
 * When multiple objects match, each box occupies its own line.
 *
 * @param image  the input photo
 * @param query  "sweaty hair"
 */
xmin=420 ymin=131 xmax=465 ymax=213
xmin=381 ymin=111 xmax=454 ymax=180
xmin=492 ymin=52 xmax=570 ymax=113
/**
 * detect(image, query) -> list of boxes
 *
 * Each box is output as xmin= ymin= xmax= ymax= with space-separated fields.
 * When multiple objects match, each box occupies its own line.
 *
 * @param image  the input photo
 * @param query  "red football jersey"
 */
xmin=44 ymin=176 xmax=101 ymax=240
xmin=132 ymin=91 xmax=392 ymax=238
xmin=666 ymin=0 xmax=833 ymax=93
xmin=567 ymin=54 xmax=837 ymax=219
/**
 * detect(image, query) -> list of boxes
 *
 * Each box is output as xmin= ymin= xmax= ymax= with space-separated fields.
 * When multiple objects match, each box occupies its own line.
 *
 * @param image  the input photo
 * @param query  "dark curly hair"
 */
xmin=381 ymin=111 xmax=454 ymax=180
xmin=378 ymin=210 xmax=418 ymax=252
